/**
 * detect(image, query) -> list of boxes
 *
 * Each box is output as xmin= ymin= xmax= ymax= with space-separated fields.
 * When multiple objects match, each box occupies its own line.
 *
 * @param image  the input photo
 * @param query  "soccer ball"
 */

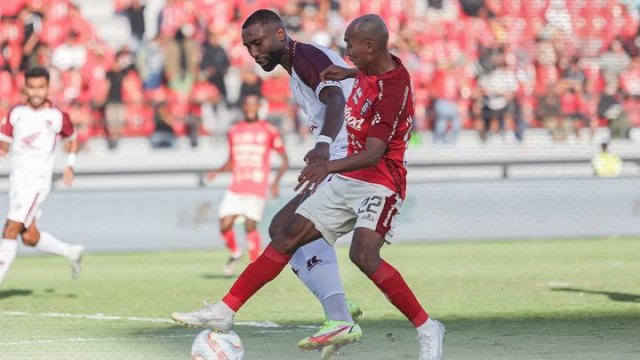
xmin=191 ymin=329 xmax=244 ymax=360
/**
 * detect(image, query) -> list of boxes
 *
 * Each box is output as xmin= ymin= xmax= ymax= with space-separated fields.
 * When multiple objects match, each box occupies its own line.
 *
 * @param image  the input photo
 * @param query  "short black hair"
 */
xmin=25 ymin=67 xmax=50 ymax=83
xmin=241 ymin=90 xmax=263 ymax=103
xmin=242 ymin=9 xmax=283 ymax=29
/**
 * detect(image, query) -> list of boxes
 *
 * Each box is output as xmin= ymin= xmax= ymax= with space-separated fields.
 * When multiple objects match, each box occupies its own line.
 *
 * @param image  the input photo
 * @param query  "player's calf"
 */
xmin=21 ymin=231 xmax=39 ymax=247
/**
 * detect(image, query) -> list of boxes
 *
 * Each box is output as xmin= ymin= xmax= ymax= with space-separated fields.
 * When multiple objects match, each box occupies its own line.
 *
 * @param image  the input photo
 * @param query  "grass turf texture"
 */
xmin=1 ymin=238 xmax=639 ymax=359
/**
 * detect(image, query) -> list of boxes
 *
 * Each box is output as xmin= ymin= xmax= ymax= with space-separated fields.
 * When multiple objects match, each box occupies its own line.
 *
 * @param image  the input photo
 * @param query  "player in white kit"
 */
xmin=172 ymin=9 xmax=361 ymax=356
xmin=0 ymin=67 xmax=83 ymax=286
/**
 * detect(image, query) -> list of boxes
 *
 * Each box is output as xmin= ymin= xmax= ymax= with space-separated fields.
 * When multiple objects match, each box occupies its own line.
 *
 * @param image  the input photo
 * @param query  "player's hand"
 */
xmin=270 ymin=182 xmax=280 ymax=198
xmin=295 ymin=162 xmax=330 ymax=193
xmin=304 ymin=142 xmax=330 ymax=164
xmin=63 ymin=166 xmax=74 ymax=188
xmin=205 ymin=170 xmax=218 ymax=182
xmin=319 ymin=65 xmax=356 ymax=82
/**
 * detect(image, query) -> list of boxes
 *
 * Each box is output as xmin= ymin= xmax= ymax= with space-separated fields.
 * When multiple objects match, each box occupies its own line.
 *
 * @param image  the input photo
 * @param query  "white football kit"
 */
xmin=285 ymin=41 xmax=355 ymax=306
xmin=289 ymin=41 xmax=354 ymax=160
xmin=0 ymin=103 xmax=75 ymax=226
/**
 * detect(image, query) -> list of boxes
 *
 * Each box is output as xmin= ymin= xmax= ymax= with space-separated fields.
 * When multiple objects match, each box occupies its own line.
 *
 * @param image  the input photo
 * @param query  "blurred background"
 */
xmin=1 ymin=0 xmax=640 ymax=250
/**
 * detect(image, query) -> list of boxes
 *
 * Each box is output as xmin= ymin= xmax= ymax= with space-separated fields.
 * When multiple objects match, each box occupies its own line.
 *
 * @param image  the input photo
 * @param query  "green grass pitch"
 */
xmin=1 ymin=238 xmax=639 ymax=359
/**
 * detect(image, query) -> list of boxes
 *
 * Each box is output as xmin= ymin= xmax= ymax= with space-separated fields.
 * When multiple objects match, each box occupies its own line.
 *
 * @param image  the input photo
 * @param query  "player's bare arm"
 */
xmin=206 ymin=158 xmax=232 ymax=182
xmin=296 ymin=137 xmax=387 ymax=192
xmin=270 ymin=150 xmax=289 ymax=198
xmin=319 ymin=65 xmax=358 ymax=82
xmin=63 ymin=138 xmax=79 ymax=187
xmin=0 ymin=141 xmax=10 ymax=158
xmin=303 ymin=86 xmax=346 ymax=164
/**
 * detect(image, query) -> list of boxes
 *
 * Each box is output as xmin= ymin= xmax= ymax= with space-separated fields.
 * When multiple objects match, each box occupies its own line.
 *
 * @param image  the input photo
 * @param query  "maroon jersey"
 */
xmin=341 ymin=55 xmax=414 ymax=199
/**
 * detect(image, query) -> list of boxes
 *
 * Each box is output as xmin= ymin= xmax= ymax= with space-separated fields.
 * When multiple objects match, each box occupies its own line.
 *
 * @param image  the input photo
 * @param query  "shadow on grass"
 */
xmin=122 ymin=314 xmax=640 ymax=360
xmin=551 ymin=287 xmax=640 ymax=303
xmin=0 ymin=289 xmax=33 ymax=300
xmin=200 ymin=273 xmax=236 ymax=280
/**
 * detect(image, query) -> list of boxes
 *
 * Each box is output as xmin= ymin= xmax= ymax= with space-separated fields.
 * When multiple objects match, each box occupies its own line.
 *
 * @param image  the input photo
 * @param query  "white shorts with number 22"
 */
xmin=296 ymin=174 xmax=402 ymax=245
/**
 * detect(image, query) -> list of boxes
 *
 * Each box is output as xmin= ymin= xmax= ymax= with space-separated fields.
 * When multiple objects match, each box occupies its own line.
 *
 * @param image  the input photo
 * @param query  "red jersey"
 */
xmin=341 ymin=55 xmax=414 ymax=199
xmin=228 ymin=120 xmax=285 ymax=198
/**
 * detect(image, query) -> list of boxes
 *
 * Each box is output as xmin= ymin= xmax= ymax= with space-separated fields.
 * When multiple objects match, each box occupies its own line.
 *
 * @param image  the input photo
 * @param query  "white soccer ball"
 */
xmin=191 ymin=329 xmax=244 ymax=360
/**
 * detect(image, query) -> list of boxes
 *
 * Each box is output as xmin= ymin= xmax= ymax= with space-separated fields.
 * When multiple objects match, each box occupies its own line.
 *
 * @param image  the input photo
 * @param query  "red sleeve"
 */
xmin=369 ymin=79 xmax=411 ymax=142
xmin=0 ymin=108 xmax=15 ymax=140
xmin=59 ymin=111 xmax=75 ymax=138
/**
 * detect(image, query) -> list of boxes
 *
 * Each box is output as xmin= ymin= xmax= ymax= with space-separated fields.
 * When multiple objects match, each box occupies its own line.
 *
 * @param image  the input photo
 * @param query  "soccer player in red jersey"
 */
xmin=172 ymin=15 xmax=445 ymax=359
xmin=206 ymin=92 xmax=288 ymax=275
xmin=0 ymin=67 xmax=84 ymax=286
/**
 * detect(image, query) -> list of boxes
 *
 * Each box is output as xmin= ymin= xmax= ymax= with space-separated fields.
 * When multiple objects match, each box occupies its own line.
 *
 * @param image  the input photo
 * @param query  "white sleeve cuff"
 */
xmin=314 ymin=81 xmax=342 ymax=100
xmin=0 ymin=133 xmax=13 ymax=143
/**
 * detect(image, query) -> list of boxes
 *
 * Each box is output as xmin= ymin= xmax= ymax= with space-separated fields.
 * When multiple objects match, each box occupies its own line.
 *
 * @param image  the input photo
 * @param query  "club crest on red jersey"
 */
xmin=360 ymin=99 xmax=372 ymax=115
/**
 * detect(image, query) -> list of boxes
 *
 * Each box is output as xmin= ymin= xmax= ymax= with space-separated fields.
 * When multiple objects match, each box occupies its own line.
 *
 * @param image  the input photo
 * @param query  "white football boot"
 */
xmin=417 ymin=318 xmax=445 ymax=360
xmin=171 ymin=301 xmax=235 ymax=332
xmin=67 ymin=245 xmax=84 ymax=280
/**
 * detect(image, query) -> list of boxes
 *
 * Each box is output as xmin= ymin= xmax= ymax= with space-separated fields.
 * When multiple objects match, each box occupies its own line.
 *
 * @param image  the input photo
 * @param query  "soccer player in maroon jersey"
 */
xmin=172 ymin=15 xmax=445 ymax=359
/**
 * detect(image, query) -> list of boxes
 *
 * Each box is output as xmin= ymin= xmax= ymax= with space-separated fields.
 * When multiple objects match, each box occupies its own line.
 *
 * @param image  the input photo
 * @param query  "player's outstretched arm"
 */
xmin=319 ymin=65 xmax=358 ymax=82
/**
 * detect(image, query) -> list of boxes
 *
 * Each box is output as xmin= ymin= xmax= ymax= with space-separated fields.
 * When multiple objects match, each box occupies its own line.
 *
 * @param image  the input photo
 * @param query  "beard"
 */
xmin=28 ymin=97 xmax=46 ymax=108
xmin=260 ymin=47 xmax=285 ymax=72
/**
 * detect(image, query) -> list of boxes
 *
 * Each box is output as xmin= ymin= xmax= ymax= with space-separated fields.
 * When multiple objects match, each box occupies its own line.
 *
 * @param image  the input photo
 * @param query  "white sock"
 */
xmin=289 ymin=239 xmax=353 ymax=322
xmin=322 ymin=293 xmax=353 ymax=322
xmin=35 ymin=231 xmax=71 ymax=258
xmin=0 ymin=239 xmax=18 ymax=284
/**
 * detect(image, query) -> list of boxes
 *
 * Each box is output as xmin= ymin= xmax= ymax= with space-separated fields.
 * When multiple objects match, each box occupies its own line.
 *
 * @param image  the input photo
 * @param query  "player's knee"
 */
xmin=219 ymin=219 xmax=233 ymax=233
xmin=21 ymin=232 xmax=39 ymax=247
xmin=268 ymin=218 xmax=281 ymax=239
xmin=245 ymin=222 xmax=257 ymax=233
xmin=219 ymin=224 xmax=231 ymax=233
xmin=349 ymin=251 xmax=379 ymax=274
xmin=272 ymin=233 xmax=298 ymax=256
xmin=3 ymin=224 xmax=22 ymax=240
xmin=3 ymin=229 xmax=19 ymax=240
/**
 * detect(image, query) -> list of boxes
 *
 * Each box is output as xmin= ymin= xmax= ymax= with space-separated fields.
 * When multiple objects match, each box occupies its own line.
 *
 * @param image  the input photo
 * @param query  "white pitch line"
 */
xmin=0 ymin=310 xmax=174 ymax=324
xmin=0 ymin=334 xmax=194 ymax=346
xmin=0 ymin=310 xmax=314 ymax=330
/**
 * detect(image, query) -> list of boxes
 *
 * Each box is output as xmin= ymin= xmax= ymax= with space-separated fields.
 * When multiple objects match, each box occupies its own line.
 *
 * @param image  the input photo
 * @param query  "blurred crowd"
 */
xmin=2 ymin=0 xmax=640 ymax=151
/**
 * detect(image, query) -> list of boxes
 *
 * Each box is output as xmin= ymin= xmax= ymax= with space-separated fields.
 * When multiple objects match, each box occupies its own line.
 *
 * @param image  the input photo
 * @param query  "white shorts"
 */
xmin=8 ymin=174 xmax=51 ymax=227
xmin=296 ymin=174 xmax=402 ymax=245
xmin=218 ymin=191 xmax=267 ymax=222
xmin=329 ymin=142 xmax=347 ymax=161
